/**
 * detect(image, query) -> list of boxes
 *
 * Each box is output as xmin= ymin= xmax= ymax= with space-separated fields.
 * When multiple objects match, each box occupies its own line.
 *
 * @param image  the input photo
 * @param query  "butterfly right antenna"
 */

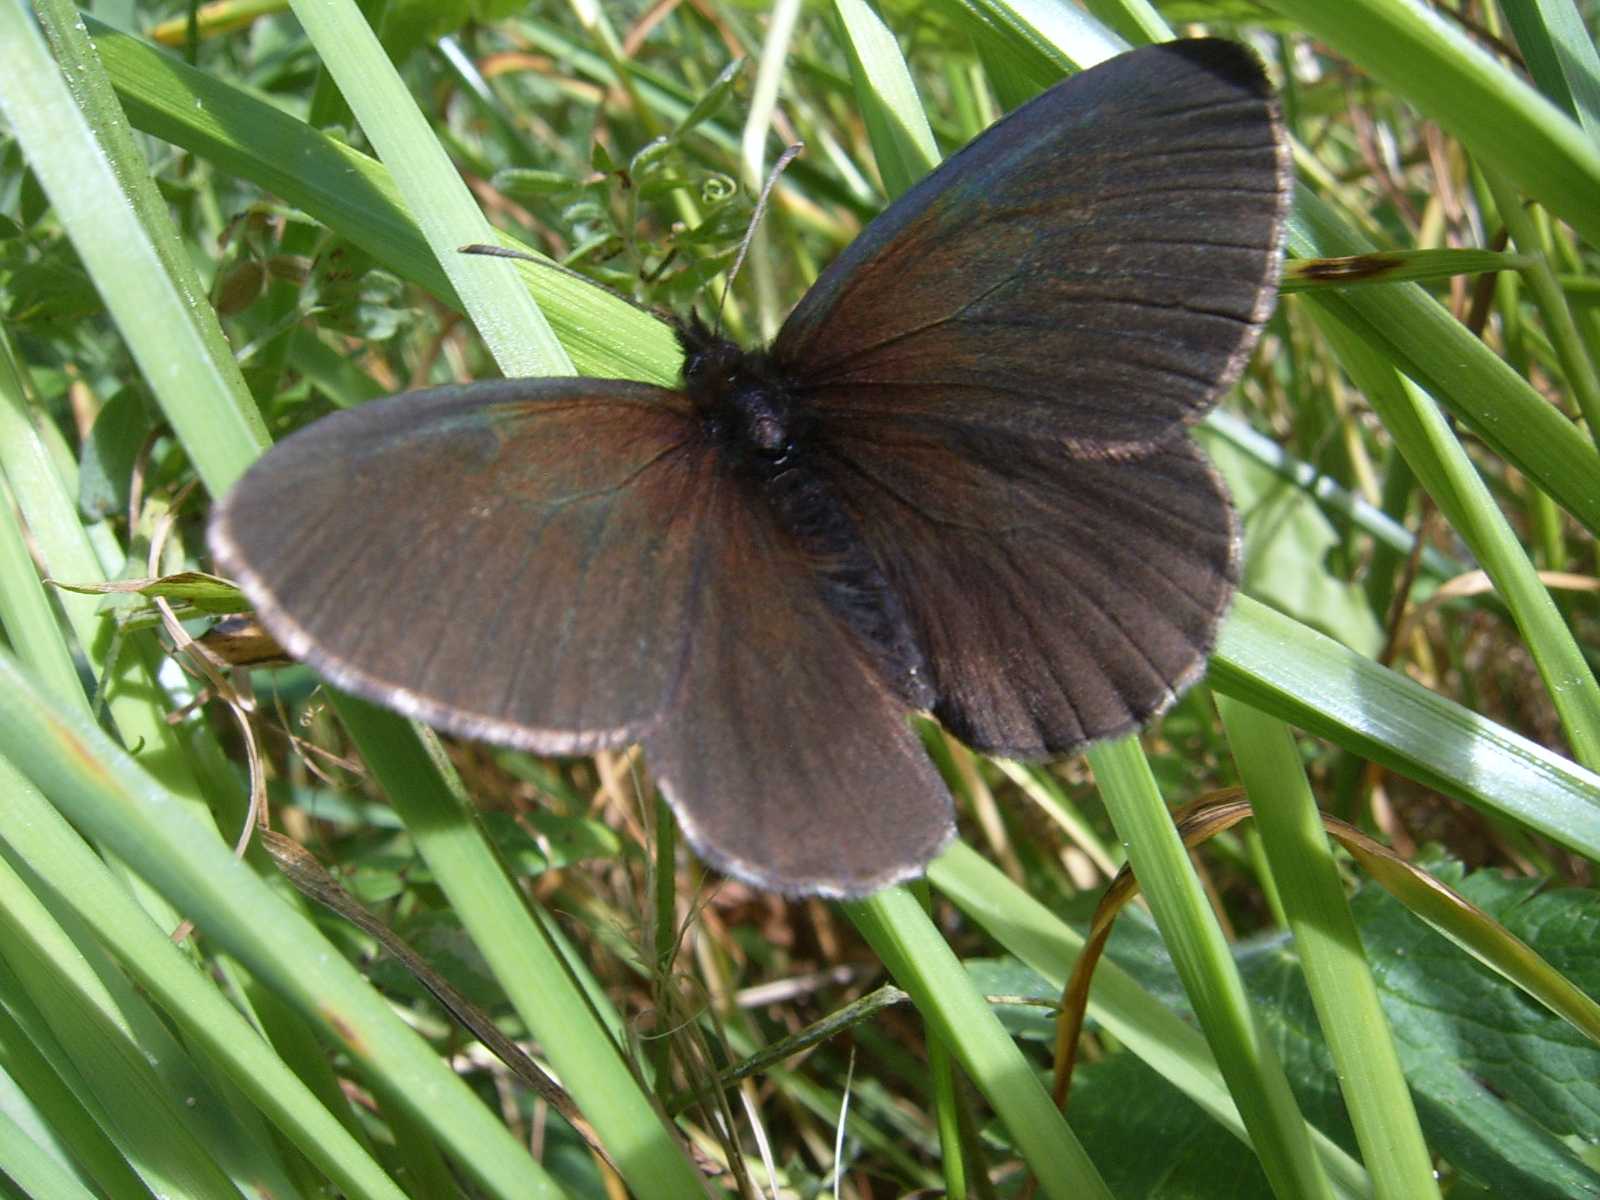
xmin=714 ymin=142 xmax=803 ymax=338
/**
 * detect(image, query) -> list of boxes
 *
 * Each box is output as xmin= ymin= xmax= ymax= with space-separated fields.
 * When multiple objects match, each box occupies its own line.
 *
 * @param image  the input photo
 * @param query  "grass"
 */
xmin=0 ymin=0 xmax=1598 ymax=1197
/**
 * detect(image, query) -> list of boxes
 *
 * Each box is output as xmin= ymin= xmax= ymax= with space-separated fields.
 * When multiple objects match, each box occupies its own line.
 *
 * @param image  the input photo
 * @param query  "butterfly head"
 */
xmin=675 ymin=311 xmax=798 ymax=459
xmin=675 ymin=310 xmax=741 ymax=389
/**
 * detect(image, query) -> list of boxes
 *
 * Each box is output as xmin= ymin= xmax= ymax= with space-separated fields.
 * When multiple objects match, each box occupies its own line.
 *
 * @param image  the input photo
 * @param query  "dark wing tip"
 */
xmin=1156 ymin=36 xmax=1275 ymax=98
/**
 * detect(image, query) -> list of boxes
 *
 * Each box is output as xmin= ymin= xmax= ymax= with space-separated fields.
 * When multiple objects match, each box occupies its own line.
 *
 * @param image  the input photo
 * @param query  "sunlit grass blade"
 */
xmin=845 ymin=889 xmax=1114 ymax=1200
xmin=1217 ymin=697 xmax=1440 ymax=1198
xmin=1212 ymin=596 xmax=1600 ymax=859
xmin=1088 ymin=736 xmax=1337 ymax=1200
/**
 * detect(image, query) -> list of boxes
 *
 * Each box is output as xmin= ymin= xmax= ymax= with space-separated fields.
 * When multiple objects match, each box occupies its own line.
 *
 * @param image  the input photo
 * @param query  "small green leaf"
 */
xmin=77 ymin=387 xmax=152 ymax=521
xmin=676 ymin=57 xmax=745 ymax=137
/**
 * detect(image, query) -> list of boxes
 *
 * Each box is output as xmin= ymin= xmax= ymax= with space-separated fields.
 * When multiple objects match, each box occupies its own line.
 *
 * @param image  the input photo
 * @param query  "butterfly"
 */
xmin=210 ymin=38 xmax=1290 ymax=897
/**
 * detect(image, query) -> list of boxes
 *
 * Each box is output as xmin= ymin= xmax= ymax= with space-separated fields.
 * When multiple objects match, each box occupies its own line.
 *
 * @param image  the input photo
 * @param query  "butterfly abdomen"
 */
xmin=757 ymin=456 xmax=932 ymax=709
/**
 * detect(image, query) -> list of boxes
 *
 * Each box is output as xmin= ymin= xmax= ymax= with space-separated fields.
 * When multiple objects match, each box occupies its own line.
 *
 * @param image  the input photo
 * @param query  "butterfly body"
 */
xmin=212 ymin=39 xmax=1290 ymax=895
xmin=675 ymin=313 xmax=933 ymax=707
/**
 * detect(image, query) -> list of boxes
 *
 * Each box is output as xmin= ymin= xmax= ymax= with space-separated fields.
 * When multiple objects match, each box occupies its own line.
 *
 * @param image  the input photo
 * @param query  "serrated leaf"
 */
xmin=1071 ymin=1053 xmax=1275 ymax=1199
xmin=1232 ymin=869 xmax=1600 ymax=1199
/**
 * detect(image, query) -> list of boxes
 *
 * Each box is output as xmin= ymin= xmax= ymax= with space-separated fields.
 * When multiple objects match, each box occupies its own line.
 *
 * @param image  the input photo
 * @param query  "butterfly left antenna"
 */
xmin=458 ymin=243 xmax=665 ymax=320
xmin=715 ymin=142 xmax=804 ymax=337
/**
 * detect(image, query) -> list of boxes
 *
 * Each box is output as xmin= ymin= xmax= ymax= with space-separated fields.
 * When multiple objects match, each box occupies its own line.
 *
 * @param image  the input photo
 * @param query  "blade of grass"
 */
xmin=1212 ymin=596 xmax=1600 ymax=859
xmin=0 ymin=991 xmax=151 ymax=1199
xmin=1217 ymin=696 xmax=1439 ymax=1200
xmin=1480 ymin=167 xmax=1600 ymax=444
xmin=0 ymin=1105 xmax=103 ymax=1200
xmin=833 ymin=0 xmax=938 ymax=198
xmin=283 ymin=0 xmax=567 ymax=378
xmin=0 ymin=757 xmax=411 ymax=1200
xmin=2 ymin=0 xmax=266 ymax=498
xmin=739 ymin=0 xmax=804 ymax=338
xmin=843 ymin=889 xmax=1113 ymax=1200
xmin=1259 ymin=0 xmax=1600 ymax=247
xmin=1308 ymin=301 xmax=1600 ymax=770
xmin=0 ymin=847 xmax=277 ymax=1200
xmin=1087 ymin=736 xmax=1336 ymax=1200
xmin=83 ymin=14 xmax=679 ymax=387
xmin=1498 ymin=0 xmax=1600 ymax=141
xmin=330 ymin=697 xmax=709 ymax=1199
xmin=0 ymin=653 xmax=567 ymax=1200
xmin=926 ymin=844 xmax=1372 ymax=1197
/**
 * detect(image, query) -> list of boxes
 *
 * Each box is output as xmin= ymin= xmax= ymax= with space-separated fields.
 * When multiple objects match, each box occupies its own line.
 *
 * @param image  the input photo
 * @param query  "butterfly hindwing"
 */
xmin=814 ymin=419 xmax=1237 ymax=756
xmin=642 ymin=458 xmax=955 ymax=896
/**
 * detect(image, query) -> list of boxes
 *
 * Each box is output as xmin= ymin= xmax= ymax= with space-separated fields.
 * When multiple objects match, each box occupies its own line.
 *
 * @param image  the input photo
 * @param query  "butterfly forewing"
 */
xmin=210 ymin=381 xmax=705 ymax=753
xmin=775 ymin=39 xmax=1289 ymax=458
xmin=212 ymin=379 xmax=955 ymax=894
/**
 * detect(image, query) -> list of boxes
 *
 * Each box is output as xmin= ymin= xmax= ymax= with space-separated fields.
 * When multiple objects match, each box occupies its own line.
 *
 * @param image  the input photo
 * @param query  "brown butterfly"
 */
xmin=210 ymin=39 xmax=1289 ymax=896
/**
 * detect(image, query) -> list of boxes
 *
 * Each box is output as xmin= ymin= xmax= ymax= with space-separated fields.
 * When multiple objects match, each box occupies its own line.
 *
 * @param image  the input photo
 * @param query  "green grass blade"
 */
xmin=928 ymin=843 xmax=1372 ymax=1198
xmin=330 ymin=696 xmax=708 ymax=1200
xmin=1308 ymin=297 xmax=1600 ymax=770
xmin=1217 ymin=696 xmax=1439 ymax=1200
xmin=83 ymin=14 xmax=678 ymax=386
xmin=0 ymin=0 xmax=265 ymax=497
xmin=1212 ymin=596 xmax=1600 ymax=860
xmin=844 ymin=889 xmax=1113 ymax=1200
xmin=0 ymin=1105 xmax=103 ymax=1200
xmin=0 ymin=757 xmax=411 ymax=1200
xmin=0 ymin=654 xmax=567 ymax=1200
xmin=1087 ymin=737 xmax=1337 ymax=1200
xmin=283 ymin=0 xmax=568 ymax=378
xmin=0 ymin=841 xmax=272 ymax=1199
xmin=1498 ymin=0 xmax=1600 ymax=141
xmin=1291 ymin=190 xmax=1600 ymax=540
xmin=833 ymin=0 xmax=938 ymax=198
xmin=1260 ymin=0 xmax=1600 ymax=246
